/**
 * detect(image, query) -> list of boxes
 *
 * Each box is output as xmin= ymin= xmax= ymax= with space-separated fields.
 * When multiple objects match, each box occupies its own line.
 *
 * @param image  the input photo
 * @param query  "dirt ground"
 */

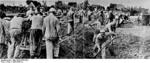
xmin=116 ymin=25 xmax=150 ymax=59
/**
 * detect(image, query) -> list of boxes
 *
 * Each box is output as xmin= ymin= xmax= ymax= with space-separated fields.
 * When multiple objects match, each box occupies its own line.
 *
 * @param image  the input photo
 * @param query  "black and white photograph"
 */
xmin=0 ymin=0 xmax=150 ymax=60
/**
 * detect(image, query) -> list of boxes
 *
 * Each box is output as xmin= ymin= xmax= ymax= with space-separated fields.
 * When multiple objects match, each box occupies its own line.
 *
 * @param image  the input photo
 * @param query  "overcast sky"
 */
xmin=1 ymin=0 xmax=150 ymax=9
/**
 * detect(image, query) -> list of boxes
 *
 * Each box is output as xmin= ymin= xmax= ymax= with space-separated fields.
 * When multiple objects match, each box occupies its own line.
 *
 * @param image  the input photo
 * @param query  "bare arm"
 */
xmin=56 ymin=19 xmax=60 ymax=33
xmin=42 ymin=18 xmax=46 ymax=37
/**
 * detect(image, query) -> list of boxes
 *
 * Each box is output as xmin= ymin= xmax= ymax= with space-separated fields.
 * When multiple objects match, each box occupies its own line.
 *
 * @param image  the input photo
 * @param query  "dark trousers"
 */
xmin=29 ymin=29 xmax=42 ymax=58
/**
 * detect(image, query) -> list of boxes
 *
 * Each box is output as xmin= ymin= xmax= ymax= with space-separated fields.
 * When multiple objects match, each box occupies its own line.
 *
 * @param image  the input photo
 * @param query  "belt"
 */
xmin=11 ymin=28 xmax=21 ymax=29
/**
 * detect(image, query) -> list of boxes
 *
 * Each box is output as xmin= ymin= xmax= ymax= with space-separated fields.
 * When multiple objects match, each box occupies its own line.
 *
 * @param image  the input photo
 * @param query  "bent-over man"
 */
xmin=7 ymin=14 xmax=26 ymax=59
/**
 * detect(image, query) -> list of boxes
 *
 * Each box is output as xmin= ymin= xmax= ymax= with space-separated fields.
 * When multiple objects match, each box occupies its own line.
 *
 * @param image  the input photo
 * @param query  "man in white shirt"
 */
xmin=43 ymin=8 xmax=60 ymax=59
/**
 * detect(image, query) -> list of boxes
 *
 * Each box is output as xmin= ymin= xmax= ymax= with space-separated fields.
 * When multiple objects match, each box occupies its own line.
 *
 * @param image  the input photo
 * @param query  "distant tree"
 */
xmin=42 ymin=0 xmax=47 ymax=6
xmin=26 ymin=0 xmax=41 ymax=7
xmin=55 ymin=1 xmax=63 ymax=9
xmin=26 ymin=0 xmax=33 ymax=5
xmin=83 ymin=0 xmax=89 ymax=10
xmin=32 ymin=1 xmax=41 ymax=7
xmin=0 ymin=4 xmax=5 ymax=11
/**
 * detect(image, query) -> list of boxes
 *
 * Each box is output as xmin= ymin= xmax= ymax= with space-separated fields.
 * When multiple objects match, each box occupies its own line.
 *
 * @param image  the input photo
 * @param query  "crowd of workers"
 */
xmin=0 ymin=5 xmax=132 ymax=59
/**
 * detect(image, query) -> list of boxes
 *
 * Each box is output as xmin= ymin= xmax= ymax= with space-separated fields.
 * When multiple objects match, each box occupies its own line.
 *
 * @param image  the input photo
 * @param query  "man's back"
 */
xmin=43 ymin=13 xmax=59 ymax=39
xmin=30 ymin=15 xmax=43 ymax=29
xmin=10 ymin=16 xmax=25 ymax=29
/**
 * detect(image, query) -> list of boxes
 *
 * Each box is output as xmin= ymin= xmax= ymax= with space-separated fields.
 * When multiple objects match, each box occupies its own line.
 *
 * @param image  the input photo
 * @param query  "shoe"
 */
xmin=53 ymin=56 xmax=59 ymax=59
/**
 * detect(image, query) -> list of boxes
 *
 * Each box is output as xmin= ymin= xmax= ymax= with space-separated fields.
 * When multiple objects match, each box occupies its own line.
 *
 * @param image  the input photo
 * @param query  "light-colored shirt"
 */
xmin=10 ymin=16 xmax=25 ymax=29
xmin=43 ymin=13 xmax=59 ymax=39
xmin=30 ymin=15 xmax=44 ymax=29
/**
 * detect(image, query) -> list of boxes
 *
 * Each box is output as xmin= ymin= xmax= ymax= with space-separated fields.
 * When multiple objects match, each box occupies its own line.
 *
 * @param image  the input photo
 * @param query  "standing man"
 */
xmin=0 ymin=11 xmax=8 ymax=58
xmin=7 ymin=14 xmax=26 ymax=59
xmin=67 ymin=7 xmax=75 ymax=35
xmin=0 ymin=11 xmax=7 ymax=45
xmin=100 ymin=11 xmax=105 ymax=25
xmin=108 ymin=11 xmax=115 ymax=23
xmin=43 ymin=8 xmax=60 ymax=59
xmin=29 ymin=10 xmax=44 ymax=58
xmin=104 ymin=19 xmax=117 ymax=33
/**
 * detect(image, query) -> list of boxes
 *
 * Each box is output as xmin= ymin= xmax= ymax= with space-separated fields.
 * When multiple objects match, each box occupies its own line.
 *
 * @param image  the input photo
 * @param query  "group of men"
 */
xmin=0 ymin=5 xmax=130 ymax=59
xmin=0 ymin=6 xmax=62 ymax=59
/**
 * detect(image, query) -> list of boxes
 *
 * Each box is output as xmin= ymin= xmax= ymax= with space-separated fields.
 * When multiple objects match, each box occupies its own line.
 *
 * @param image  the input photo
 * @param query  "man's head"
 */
xmin=97 ymin=30 xmax=106 ymax=39
xmin=49 ymin=7 xmax=56 ymax=15
xmin=40 ymin=7 xmax=44 ymax=12
xmin=100 ymin=29 xmax=106 ymax=37
xmin=70 ymin=7 xmax=76 ymax=12
xmin=34 ymin=7 xmax=43 ymax=15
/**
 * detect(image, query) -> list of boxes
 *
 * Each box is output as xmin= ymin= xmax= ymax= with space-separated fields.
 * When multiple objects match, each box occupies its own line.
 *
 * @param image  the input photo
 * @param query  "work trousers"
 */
xmin=45 ymin=37 xmax=60 ymax=59
xmin=7 ymin=29 xmax=22 ymax=59
xmin=29 ymin=29 xmax=42 ymax=58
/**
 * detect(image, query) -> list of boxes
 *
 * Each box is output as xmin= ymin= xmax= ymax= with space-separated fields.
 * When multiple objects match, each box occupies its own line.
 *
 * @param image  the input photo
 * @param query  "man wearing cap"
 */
xmin=43 ymin=8 xmax=60 ymax=59
xmin=7 ymin=14 xmax=26 ymax=59
xmin=29 ymin=8 xmax=43 ymax=58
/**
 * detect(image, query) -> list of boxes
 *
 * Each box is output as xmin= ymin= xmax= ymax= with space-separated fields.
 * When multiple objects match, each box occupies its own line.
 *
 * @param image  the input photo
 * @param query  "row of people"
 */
xmin=0 ymin=6 xmax=130 ymax=59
